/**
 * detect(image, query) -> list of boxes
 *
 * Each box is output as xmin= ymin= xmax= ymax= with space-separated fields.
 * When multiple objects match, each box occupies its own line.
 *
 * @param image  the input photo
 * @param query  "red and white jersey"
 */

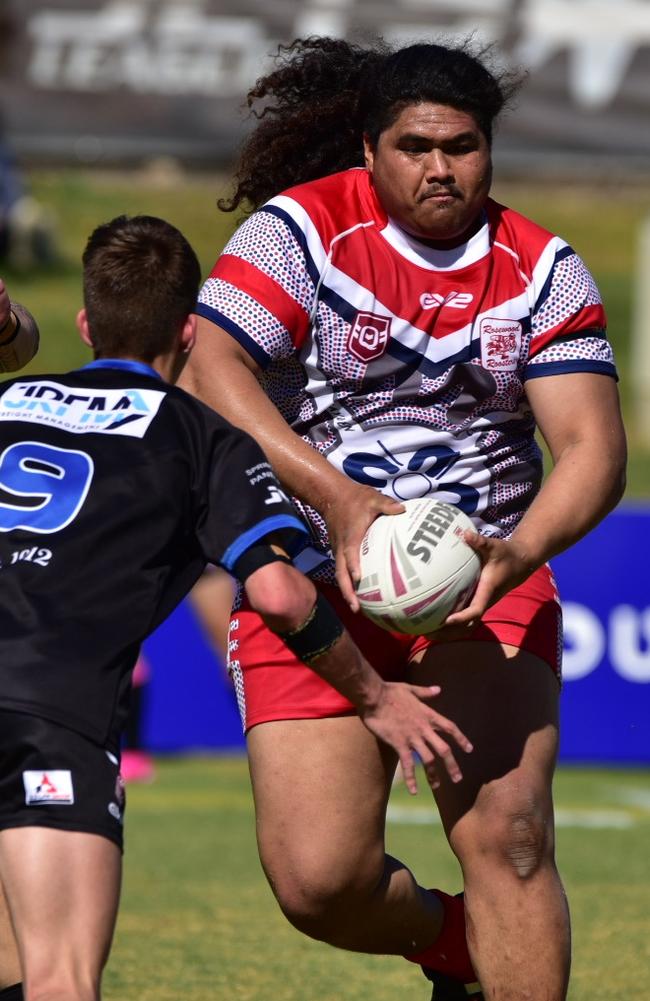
xmin=198 ymin=169 xmax=615 ymax=572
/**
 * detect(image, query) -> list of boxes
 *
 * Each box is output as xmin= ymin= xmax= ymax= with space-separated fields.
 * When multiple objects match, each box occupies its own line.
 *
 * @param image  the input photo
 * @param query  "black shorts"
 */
xmin=0 ymin=710 xmax=126 ymax=851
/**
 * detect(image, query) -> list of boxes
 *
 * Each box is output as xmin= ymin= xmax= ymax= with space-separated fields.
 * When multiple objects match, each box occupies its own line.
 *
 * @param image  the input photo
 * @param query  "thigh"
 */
xmin=409 ymin=641 xmax=560 ymax=848
xmin=248 ymin=715 xmax=397 ymax=887
xmin=0 ymin=826 xmax=121 ymax=976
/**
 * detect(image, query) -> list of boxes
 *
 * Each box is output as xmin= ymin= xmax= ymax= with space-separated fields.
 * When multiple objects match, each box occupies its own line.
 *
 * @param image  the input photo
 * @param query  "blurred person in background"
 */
xmin=189 ymin=566 xmax=236 ymax=662
xmin=181 ymin=37 xmax=627 ymax=1001
xmin=120 ymin=652 xmax=156 ymax=784
xmin=0 ymin=10 xmax=56 ymax=273
xmin=0 ymin=135 xmax=57 ymax=273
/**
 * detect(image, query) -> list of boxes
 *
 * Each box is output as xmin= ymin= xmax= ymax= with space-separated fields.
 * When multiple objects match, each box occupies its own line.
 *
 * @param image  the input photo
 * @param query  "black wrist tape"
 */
xmin=232 ymin=543 xmax=291 ymax=583
xmin=276 ymin=592 xmax=344 ymax=665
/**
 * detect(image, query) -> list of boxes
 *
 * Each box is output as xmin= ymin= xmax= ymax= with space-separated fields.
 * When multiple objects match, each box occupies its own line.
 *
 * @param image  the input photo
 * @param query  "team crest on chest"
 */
xmin=480 ymin=318 xmax=522 ymax=372
xmin=348 ymin=311 xmax=391 ymax=362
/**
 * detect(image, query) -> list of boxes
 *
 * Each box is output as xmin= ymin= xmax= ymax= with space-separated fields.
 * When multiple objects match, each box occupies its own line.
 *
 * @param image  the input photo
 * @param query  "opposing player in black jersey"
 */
xmin=0 ymin=278 xmax=40 ymax=1000
xmin=0 ymin=215 xmax=471 ymax=1001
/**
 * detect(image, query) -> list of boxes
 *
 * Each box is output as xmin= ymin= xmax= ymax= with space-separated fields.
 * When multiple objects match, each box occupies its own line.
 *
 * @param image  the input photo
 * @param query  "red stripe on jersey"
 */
xmin=284 ymin=169 xmax=384 ymax=250
xmin=530 ymin=303 xmax=606 ymax=357
xmin=212 ymin=254 xmax=311 ymax=349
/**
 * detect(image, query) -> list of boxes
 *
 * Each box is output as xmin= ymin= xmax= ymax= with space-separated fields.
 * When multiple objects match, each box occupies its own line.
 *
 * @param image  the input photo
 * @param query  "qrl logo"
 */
xmin=348 ymin=312 xmax=391 ymax=362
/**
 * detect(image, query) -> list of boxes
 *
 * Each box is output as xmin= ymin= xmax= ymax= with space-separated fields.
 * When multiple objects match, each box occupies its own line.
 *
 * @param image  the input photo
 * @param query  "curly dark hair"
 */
xmin=220 ymin=36 xmax=521 ymax=214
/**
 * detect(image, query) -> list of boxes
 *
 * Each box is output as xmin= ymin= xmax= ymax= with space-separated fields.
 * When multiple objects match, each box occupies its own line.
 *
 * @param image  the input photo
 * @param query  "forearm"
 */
xmin=244 ymin=561 xmax=383 ymax=711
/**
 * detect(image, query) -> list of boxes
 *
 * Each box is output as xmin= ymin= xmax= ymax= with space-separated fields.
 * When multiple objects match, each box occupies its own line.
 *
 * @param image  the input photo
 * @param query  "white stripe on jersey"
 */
xmin=380 ymin=216 xmax=492 ymax=271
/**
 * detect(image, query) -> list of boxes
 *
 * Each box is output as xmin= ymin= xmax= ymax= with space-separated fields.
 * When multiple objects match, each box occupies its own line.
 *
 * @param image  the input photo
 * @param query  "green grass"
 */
xmin=107 ymin=756 xmax=650 ymax=1001
xmin=2 ymin=167 xmax=649 ymax=494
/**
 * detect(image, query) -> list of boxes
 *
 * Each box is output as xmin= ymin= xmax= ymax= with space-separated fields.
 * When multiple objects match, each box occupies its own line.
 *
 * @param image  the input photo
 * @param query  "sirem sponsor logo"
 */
xmin=0 ymin=381 xmax=165 ymax=437
xmin=480 ymin=318 xmax=522 ymax=372
xmin=348 ymin=311 xmax=391 ymax=363
xmin=420 ymin=291 xmax=474 ymax=310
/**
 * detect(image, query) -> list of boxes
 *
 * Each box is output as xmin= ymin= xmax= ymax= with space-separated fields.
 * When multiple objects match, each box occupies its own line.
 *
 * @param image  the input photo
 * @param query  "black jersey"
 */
xmin=0 ymin=359 xmax=307 ymax=748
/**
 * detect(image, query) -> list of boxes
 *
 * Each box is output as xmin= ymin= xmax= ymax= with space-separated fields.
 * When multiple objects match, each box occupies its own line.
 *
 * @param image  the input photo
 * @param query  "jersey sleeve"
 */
xmin=523 ymin=244 xmax=617 ymax=381
xmin=195 ymin=423 xmax=309 ymax=573
xmin=195 ymin=204 xmax=318 ymax=369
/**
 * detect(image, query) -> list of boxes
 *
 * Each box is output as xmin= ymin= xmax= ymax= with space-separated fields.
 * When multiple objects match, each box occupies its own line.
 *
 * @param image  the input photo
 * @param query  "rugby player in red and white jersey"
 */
xmin=182 ymin=39 xmax=627 ymax=1001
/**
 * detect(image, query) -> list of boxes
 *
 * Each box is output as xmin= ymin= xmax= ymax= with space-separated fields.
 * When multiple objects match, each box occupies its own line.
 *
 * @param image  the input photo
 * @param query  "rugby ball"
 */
xmin=356 ymin=498 xmax=481 ymax=634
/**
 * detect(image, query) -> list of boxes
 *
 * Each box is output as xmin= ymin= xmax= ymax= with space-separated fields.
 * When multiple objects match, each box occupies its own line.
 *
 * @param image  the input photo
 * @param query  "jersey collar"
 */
xmin=79 ymin=359 xmax=163 ymax=381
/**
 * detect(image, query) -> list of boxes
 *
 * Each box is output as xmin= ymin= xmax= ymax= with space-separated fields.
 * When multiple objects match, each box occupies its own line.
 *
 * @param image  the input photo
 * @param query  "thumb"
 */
xmin=377 ymin=496 xmax=406 ymax=515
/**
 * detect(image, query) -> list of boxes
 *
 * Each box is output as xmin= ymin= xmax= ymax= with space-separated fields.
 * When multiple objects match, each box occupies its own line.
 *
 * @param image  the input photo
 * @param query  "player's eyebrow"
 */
xmin=397 ymin=129 xmax=479 ymax=147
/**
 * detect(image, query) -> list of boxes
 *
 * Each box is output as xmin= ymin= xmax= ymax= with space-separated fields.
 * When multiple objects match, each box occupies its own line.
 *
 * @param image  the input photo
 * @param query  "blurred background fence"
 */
xmin=1 ymin=0 xmax=648 ymax=765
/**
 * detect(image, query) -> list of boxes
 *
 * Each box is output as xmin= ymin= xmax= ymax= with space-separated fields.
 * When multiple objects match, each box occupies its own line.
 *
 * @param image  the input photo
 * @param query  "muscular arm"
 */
xmin=446 ymin=372 xmax=627 ymax=627
xmin=181 ymin=317 xmax=402 ymax=605
xmin=509 ymin=372 xmax=626 ymax=565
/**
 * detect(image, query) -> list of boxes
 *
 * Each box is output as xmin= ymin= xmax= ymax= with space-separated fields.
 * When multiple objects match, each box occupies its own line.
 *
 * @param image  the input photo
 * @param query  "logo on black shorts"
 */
xmin=23 ymin=770 xmax=74 ymax=805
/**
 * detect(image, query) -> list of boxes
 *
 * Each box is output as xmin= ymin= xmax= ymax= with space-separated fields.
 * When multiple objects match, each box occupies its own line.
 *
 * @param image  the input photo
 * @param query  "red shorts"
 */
xmin=228 ymin=564 xmax=562 ymax=732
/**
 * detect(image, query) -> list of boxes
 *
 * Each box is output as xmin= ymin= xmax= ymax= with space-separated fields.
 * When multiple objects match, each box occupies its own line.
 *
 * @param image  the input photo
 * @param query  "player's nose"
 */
xmin=423 ymin=148 xmax=454 ymax=182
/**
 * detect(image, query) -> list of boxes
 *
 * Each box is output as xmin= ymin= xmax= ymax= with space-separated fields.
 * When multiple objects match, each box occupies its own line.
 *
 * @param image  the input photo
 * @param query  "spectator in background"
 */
xmin=189 ymin=566 xmax=236 ymax=661
xmin=120 ymin=653 xmax=155 ymax=784
xmin=0 ymin=132 xmax=57 ymax=272
xmin=0 ymin=9 xmax=56 ymax=272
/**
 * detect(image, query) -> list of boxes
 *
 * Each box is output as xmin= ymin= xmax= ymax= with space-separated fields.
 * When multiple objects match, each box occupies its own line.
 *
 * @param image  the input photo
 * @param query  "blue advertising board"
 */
xmin=551 ymin=503 xmax=649 ymax=764
xmin=142 ymin=504 xmax=649 ymax=764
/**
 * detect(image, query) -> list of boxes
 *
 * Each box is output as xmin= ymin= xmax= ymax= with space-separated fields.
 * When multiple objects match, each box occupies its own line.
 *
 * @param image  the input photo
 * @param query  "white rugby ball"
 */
xmin=356 ymin=498 xmax=481 ymax=635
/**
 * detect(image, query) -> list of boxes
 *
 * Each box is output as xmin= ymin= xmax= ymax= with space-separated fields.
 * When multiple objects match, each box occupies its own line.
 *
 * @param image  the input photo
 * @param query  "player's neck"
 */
xmin=93 ymin=353 xmax=177 ymax=384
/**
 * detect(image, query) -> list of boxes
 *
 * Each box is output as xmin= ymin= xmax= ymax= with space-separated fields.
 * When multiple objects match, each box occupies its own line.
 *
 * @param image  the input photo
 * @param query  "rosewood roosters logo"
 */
xmin=348 ymin=311 xmax=391 ymax=362
xmin=480 ymin=318 xmax=522 ymax=372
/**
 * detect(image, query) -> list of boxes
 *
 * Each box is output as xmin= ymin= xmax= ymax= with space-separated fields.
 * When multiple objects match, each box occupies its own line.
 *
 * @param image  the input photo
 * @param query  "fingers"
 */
xmin=335 ymin=551 xmax=360 ymax=612
xmin=398 ymin=751 xmax=419 ymax=795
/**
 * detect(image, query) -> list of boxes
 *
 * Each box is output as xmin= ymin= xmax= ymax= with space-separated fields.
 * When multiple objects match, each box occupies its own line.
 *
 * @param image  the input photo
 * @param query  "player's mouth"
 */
xmin=419 ymin=187 xmax=461 ymax=203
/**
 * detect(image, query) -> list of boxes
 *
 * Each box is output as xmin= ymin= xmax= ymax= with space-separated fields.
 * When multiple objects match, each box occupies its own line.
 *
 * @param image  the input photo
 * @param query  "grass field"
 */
xmin=106 ymin=755 xmax=650 ymax=1001
xmin=2 ymin=166 xmax=650 ymax=494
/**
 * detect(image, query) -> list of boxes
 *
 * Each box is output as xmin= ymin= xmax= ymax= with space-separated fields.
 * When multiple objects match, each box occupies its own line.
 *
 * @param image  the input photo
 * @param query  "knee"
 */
xmin=266 ymin=852 xmax=382 ymax=941
xmin=454 ymin=791 xmax=555 ymax=882
xmin=25 ymin=969 xmax=98 ymax=1001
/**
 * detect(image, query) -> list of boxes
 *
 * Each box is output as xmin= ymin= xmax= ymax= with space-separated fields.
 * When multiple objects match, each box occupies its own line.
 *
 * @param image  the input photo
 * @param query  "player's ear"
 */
xmin=363 ymin=133 xmax=375 ymax=172
xmin=76 ymin=308 xmax=94 ymax=348
xmin=179 ymin=313 xmax=197 ymax=356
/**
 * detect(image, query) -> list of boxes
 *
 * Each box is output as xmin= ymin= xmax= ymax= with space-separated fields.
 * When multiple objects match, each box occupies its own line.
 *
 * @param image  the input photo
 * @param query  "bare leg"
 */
xmin=247 ymin=715 xmax=446 ymax=954
xmin=411 ymin=641 xmax=570 ymax=1001
xmin=0 ymin=828 xmax=121 ymax=1001
xmin=0 ymin=881 xmax=20 ymax=989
